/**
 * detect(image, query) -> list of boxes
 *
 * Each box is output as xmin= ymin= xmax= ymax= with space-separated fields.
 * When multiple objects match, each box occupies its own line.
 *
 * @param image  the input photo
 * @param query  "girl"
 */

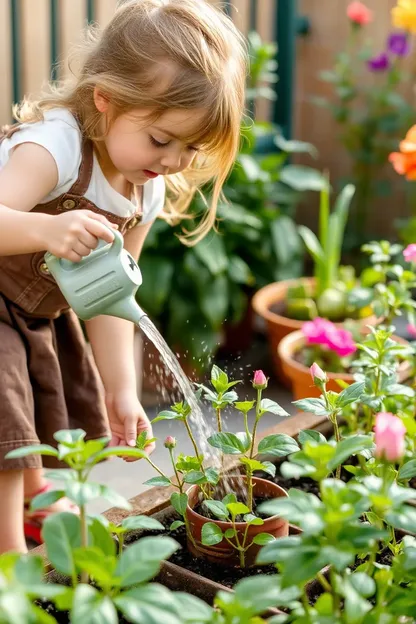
xmin=0 ymin=0 xmax=246 ymax=552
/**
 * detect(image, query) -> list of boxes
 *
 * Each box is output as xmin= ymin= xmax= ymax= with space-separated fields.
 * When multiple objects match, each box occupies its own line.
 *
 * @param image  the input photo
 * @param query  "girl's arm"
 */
xmin=85 ymin=221 xmax=155 ymax=451
xmin=0 ymin=143 xmax=115 ymax=257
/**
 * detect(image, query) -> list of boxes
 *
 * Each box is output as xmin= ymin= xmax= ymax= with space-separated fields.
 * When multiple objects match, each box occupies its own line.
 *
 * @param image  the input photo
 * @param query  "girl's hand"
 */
xmin=105 ymin=390 xmax=155 ymax=461
xmin=41 ymin=210 xmax=118 ymax=262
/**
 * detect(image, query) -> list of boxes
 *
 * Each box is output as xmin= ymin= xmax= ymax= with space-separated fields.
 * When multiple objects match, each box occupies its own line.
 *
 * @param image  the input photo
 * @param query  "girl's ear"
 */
xmin=93 ymin=87 xmax=110 ymax=113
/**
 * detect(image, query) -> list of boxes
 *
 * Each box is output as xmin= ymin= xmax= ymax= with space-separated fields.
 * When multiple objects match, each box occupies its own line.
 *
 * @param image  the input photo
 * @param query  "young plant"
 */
xmin=4 ymin=430 xmax=213 ymax=624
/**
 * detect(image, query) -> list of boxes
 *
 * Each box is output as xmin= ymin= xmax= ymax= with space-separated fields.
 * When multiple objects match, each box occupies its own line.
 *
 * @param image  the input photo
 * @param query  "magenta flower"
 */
xmin=325 ymin=327 xmax=357 ymax=357
xmin=302 ymin=317 xmax=334 ymax=345
xmin=388 ymin=32 xmax=410 ymax=56
xmin=374 ymin=412 xmax=406 ymax=462
xmin=404 ymin=244 xmax=416 ymax=262
xmin=309 ymin=363 xmax=327 ymax=388
xmin=368 ymin=52 xmax=390 ymax=71
xmin=253 ymin=370 xmax=268 ymax=390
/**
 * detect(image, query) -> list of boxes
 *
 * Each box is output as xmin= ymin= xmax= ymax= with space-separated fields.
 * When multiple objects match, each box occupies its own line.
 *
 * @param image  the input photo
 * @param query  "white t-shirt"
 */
xmin=0 ymin=108 xmax=165 ymax=224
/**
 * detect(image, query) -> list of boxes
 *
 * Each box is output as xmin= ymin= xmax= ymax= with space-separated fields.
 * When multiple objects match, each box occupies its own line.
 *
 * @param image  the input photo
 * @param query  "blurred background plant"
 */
xmin=137 ymin=32 xmax=327 ymax=371
xmin=313 ymin=0 xmax=414 ymax=250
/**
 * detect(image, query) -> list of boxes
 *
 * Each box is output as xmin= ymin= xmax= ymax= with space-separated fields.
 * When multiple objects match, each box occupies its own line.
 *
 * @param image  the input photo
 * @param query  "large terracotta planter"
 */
xmin=278 ymin=330 xmax=412 ymax=401
xmin=186 ymin=476 xmax=289 ymax=567
xmin=252 ymin=277 xmax=376 ymax=386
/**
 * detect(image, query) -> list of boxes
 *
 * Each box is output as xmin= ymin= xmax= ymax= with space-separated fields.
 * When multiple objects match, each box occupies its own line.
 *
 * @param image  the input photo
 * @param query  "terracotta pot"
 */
xmin=278 ymin=330 xmax=412 ymax=401
xmin=252 ymin=277 xmax=377 ymax=386
xmin=186 ymin=476 xmax=289 ymax=568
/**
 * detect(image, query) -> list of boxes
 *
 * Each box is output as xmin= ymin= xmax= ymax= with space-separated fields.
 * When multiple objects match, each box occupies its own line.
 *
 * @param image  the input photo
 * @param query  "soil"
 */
xmin=124 ymin=510 xmax=277 ymax=589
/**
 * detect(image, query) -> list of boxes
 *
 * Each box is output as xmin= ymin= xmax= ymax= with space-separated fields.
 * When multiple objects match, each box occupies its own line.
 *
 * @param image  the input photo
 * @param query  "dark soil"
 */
xmin=124 ymin=509 xmax=277 ymax=589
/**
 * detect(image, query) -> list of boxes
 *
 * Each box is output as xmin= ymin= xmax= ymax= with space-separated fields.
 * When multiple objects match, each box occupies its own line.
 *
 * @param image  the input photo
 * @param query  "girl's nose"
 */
xmin=160 ymin=148 xmax=182 ymax=171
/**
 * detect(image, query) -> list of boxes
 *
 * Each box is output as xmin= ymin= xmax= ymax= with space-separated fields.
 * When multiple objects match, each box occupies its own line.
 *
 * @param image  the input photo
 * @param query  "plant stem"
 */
xmin=79 ymin=504 xmax=89 ymax=584
xmin=302 ymin=592 xmax=312 ymax=620
xmin=146 ymin=457 xmax=172 ymax=481
xmin=216 ymin=407 xmax=222 ymax=432
xmin=246 ymin=469 xmax=254 ymax=513
xmin=249 ymin=389 xmax=262 ymax=459
xmin=118 ymin=532 xmax=124 ymax=556
xmin=243 ymin=411 xmax=250 ymax=439
xmin=317 ymin=572 xmax=332 ymax=593
xmin=330 ymin=568 xmax=341 ymax=617
xmin=184 ymin=419 xmax=202 ymax=466
xmin=169 ymin=448 xmax=183 ymax=493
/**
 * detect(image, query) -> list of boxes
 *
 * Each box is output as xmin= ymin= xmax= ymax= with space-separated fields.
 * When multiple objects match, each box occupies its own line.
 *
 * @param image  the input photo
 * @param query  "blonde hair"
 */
xmin=14 ymin=0 xmax=247 ymax=244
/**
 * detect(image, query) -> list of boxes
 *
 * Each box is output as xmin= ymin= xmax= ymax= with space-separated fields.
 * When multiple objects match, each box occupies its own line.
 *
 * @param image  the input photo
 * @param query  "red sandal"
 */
xmin=24 ymin=481 xmax=79 ymax=545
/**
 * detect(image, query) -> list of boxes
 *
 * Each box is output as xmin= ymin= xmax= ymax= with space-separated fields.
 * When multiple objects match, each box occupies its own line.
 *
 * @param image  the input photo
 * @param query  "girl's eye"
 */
xmin=187 ymin=146 xmax=199 ymax=152
xmin=149 ymin=136 xmax=170 ymax=148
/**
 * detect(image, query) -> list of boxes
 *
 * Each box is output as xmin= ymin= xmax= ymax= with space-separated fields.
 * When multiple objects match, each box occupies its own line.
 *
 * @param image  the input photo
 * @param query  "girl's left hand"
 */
xmin=105 ymin=390 xmax=155 ymax=461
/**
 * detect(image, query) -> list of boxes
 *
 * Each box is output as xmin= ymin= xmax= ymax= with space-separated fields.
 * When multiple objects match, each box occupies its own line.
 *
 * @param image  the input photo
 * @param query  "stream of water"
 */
xmin=138 ymin=315 xmax=219 ymax=466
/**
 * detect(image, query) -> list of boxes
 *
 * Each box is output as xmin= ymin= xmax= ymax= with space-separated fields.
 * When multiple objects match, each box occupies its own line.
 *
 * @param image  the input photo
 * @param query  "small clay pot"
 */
xmin=278 ymin=330 xmax=412 ymax=401
xmin=186 ymin=476 xmax=288 ymax=568
xmin=252 ymin=277 xmax=376 ymax=387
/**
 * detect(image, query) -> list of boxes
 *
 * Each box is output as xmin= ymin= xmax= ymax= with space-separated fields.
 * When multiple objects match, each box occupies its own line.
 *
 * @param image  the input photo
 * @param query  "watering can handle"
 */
xmin=44 ymin=227 xmax=124 ymax=271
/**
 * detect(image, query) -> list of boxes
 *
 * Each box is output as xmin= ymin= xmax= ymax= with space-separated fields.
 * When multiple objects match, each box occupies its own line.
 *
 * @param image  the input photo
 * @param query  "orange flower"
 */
xmin=392 ymin=0 xmax=416 ymax=34
xmin=389 ymin=125 xmax=416 ymax=180
xmin=346 ymin=1 xmax=373 ymax=25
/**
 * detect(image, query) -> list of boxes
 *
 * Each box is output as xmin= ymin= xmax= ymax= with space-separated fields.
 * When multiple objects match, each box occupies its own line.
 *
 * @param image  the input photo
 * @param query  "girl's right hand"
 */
xmin=42 ymin=210 xmax=118 ymax=262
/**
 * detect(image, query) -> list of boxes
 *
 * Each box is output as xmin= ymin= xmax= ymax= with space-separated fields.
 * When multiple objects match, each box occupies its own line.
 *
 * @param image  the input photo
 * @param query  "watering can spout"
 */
xmin=104 ymin=297 xmax=147 ymax=326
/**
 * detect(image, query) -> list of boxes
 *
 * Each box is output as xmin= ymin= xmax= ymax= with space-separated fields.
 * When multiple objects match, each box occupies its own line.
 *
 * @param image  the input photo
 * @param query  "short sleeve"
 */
xmin=0 ymin=109 xmax=82 ymax=195
xmin=141 ymin=175 xmax=166 ymax=225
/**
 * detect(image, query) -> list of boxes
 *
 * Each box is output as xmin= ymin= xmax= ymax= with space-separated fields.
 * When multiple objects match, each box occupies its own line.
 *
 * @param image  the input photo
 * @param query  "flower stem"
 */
xmin=79 ymin=504 xmax=89 ymax=584
xmin=118 ymin=532 xmax=124 ymax=556
xmin=169 ymin=448 xmax=183 ymax=493
xmin=216 ymin=408 xmax=222 ymax=432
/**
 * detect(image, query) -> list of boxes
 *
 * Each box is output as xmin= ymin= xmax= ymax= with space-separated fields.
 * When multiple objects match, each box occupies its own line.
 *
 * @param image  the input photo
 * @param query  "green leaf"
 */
xmin=170 ymin=521 xmax=185 ymax=531
xmin=205 ymin=467 xmax=220 ymax=486
xmin=115 ymin=584 xmax=183 ymax=624
xmin=211 ymin=365 xmax=229 ymax=393
xmin=275 ymin=135 xmax=318 ymax=158
xmin=240 ymin=457 xmax=276 ymax=477
xmin=257 ymin=434 xmax=299 ymax=457
xmin=173 ymin=592 xmax=214 ymax=622
xmin=349 ymin=572 xmax=376 ymax=598
xmin=54 ymin=429 xmax=86 ymax=445
xmin=116 ymin=537 xmax=180 ymax=587
xmin=298 ymin=429 xmax=327 ymax=445
xmin=5 ymin=444 xmax=58 ymax=459
xmin=65 ymin=482 xmax=102 ymax=507
xmin=336 ymin=381 xmax=365 ymax=408
xmin=207 ymin=432 xmax=251 ymax=454
xmin=235 ymin=401 xmax=255 ymax=414
xmin=252 ymin=533 xmax=275 ymax=545
xmin=143 ymin=476 xmax=172 ymax=487
xmin=233 ymin=575 xmax=285 ymax=615
xmin=94 ymin=447 xmax=146 ymax=461
xmin=292 ymin=398 xmax=329 ymax=416
xmin=280 ymin=165 xmax=328 ymax=191
xmin=99 ymin=485 xmax=131 ymax=511
xmin=31 ymin=489 xmax=65 ymax=511
xmin=203 ymin=499 xmax=229 ymax=520
xmin=244 ymin=514 xmax=264 ymax=526
xmin=327 ymin=435 xmax=374 ymax=471
xmin=14 ymin=556 xmax=43 ymax=586
xmin=399 ymin=460 xmax=416 ymax=480
xmin=89 ymin=517 xmax=116 ymax=557
xmin=42 ymin=512 xmax=81 ymax=576
xmin=298 ymin=225 xmax=325 ymax=267
xmin=121 ymin=516 xmax=164 ymax=532
xmin=151 ymin=411 xmax=184 ymax=424
xmin=73 ymin=547 xmax=117 ymax=585
xmin=71 ymin=584 xmax=118 ymax=624
xmin=227 ymin=502 xmax=250 ymax=517
xmin=193 ymin=232 xmax=228 ymax=275
xmin=259 ymin=399 xmax=290 ymax=417
xmin=183 ymin=470 xmax=207 ymax=485
xmin=170 ymin=492 xmax=188 ymax=517
xmin=201 ymin=523 xmax=223 ymax=546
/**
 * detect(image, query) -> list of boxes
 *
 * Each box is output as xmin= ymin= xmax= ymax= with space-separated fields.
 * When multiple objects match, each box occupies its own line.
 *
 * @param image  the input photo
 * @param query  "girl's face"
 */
xmin=99 ymin=106 xmax=205 ymax=185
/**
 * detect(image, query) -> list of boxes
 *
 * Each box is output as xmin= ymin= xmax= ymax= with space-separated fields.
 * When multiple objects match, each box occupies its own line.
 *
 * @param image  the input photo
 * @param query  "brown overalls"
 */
xmin=0 ymin=129 xmax=142 ymax=470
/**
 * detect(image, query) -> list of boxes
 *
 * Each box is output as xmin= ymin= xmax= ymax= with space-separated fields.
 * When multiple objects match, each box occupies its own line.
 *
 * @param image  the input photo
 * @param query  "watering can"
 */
xmin=44 ymin=229 xmax=147 ymax=325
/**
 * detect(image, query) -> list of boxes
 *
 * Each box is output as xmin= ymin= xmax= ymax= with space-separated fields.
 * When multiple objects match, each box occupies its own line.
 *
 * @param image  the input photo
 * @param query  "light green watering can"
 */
xmin=44 ymin=229 xmax=147 ymax=325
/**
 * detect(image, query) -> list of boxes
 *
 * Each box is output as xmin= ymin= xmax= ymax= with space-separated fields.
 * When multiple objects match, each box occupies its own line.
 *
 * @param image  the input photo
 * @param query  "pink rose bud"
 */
xmin=346 ymin=1 xmax=373 ymax=25
xmin=310 ymin=363 xmax=327 ymax=387
xmin=164 ymin=436 xmax=176 ymax=449
xmin=407 ymin=323 xmax=416 ymax=338
xmin=374 ymin=412 xmax=406 ymax=462
xmin=253 ymin=370 xmax=268 ymax=390
xmin=404 ymin=244 xmax=416 ymax=263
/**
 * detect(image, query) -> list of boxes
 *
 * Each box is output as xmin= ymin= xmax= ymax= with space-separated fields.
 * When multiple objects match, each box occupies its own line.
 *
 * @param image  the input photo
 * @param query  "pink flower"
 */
xmin=347 ymin=1 xmax=373 ymax=25
xmin=374 ymin=412 xmax=406 ymax=462
xmin=403 ymin=243 xmax=416 ymax=263
xmin=164 ymin=436 xmax=176 ymax=449
xmin=407 ymin=323 xmax=416 ymax=338
xmin=325 ymin=327 xmax=357 ymax=357
xmin=310 ymin=363 xmax=327 ymax=387
xmin=253 ymin=370 xmax=268 ymax=390
xmin=303 ymin=317 xmax=334 ymax=345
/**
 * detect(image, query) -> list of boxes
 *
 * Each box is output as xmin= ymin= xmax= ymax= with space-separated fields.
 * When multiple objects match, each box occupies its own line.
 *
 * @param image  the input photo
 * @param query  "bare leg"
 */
xmin=0 ymin=470 xmax=27 ymax=554
xmin=24 ymin=468 xmax=78 ymax=514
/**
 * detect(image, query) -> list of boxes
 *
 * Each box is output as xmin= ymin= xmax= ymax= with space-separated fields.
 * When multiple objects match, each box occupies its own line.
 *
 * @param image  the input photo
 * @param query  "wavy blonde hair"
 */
xmin=14 ymin=0 xmax=247 ymax=244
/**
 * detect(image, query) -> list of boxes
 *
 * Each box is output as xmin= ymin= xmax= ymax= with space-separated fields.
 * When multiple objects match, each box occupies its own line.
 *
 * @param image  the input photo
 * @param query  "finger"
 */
xmin=78 ymin=231 xmax=99 ymax=250
xmin=72 ymin=241 xmax=92 ymax=257
xmin=65 ymin=250 xmax=83 ymax=263
xmin=85 ymin=218 xmax=116 ymax=243
xmin=88 ymin=212 xmax=119 ymax=230
xmin=123 ymin=416 xmax=139 ymax=448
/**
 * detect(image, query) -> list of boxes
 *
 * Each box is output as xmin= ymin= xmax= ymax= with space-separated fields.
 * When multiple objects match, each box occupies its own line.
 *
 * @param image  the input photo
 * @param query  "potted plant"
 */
xmin=252 ymin=182 xmax=375 ymax=383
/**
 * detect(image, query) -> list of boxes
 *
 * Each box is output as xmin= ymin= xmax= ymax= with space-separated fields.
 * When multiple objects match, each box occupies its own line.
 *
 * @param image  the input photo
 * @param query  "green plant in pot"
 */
xmin=3 ymin=431 xmax=213 ymax=623
xmin=288 ymin=182 xmax=373 ymax=322
xmin=142 ymin=366 xmax=299 ymax=568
